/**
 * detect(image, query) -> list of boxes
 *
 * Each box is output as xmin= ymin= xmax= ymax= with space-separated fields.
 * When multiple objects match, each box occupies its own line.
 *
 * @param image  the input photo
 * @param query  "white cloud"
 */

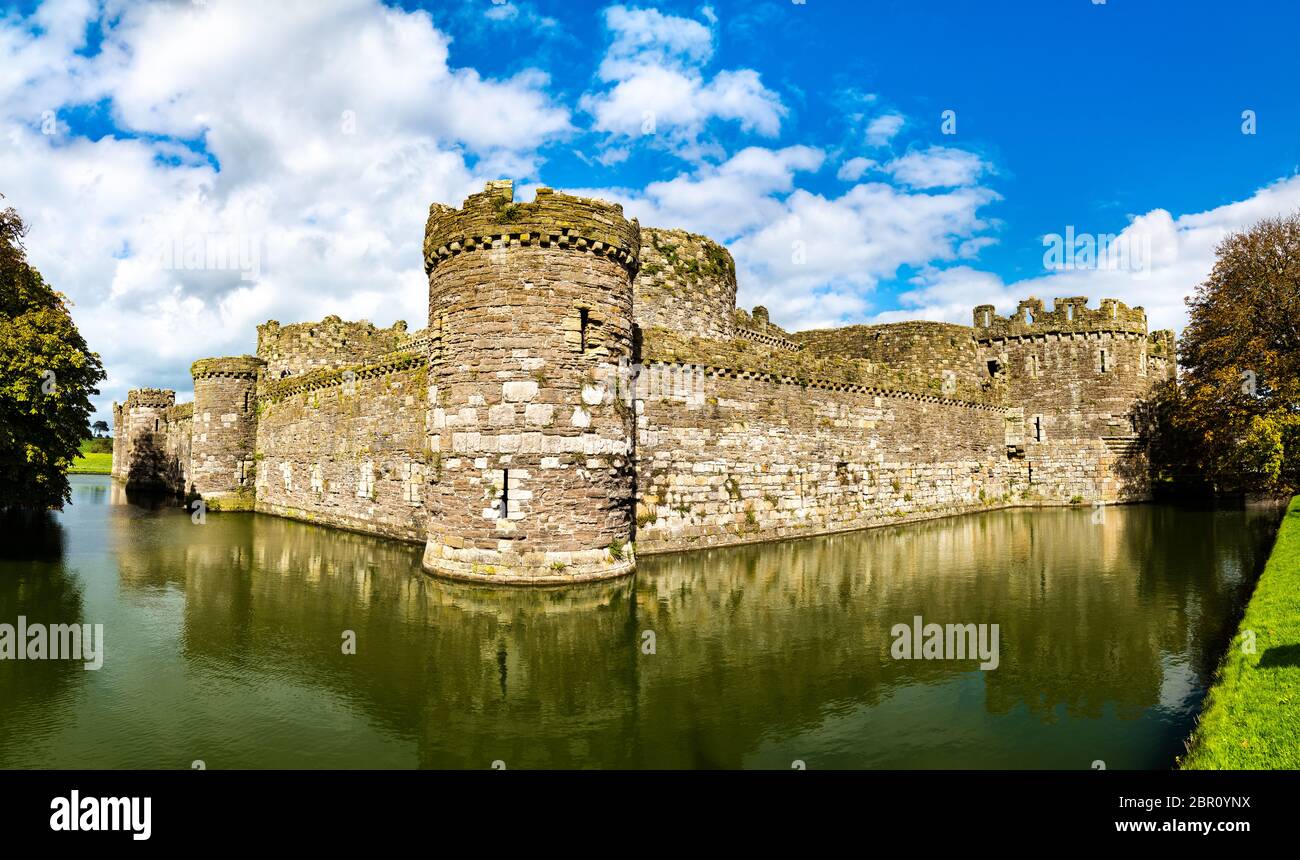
xmin=569 ymin=144 xmax=826 ymax=241
xmin=836 ymin=157 xmax=876 ymax=181
xmin=572 ymin=144 xmax=1001 ymax=331
xmin=0 ymin=0 xmax=572 ymax=423
xmin=865 ymin=113 xmax=905 ymax=147
xmin=884 ymin=146 xmax=989 ymax=189
xmin=875 ymin=175 xmax=1300 ymax=334
xmin=482 ymin=1 xmax=559 ymax=30
xmin=580 ymin=4 xmax=785 ymax=159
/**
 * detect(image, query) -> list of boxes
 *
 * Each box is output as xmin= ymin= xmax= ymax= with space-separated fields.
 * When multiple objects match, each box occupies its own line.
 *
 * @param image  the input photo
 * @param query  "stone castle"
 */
xmin=113 ymin=180 xmax=1176 ymax=584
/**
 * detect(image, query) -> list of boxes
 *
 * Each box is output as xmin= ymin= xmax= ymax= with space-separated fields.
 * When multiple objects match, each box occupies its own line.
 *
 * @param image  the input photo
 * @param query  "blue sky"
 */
xmin=2 ymin=0 xmax=1299 ymax=423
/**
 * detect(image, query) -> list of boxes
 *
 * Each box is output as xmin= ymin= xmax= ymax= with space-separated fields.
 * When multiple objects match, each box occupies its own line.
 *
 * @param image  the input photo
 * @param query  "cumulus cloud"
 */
xmin=865 ymin=113 xmax=905 ymax=147
xmin=0 ymin=0 xmax=572 ymax=422
xmin=567 ymin=145 xmax=825 ymax=240
xmin=572 ymin=144 xmax=1001 ymax=331
xmin=836 ymin=157 xmax=877 ymax=181
xmin=884 ymin=146 xmax=989 ymax=189
xmin=580 ymin=4 xmax=785 ymax=159
xmin=875 ymin=175 xmax=1300 ymax=334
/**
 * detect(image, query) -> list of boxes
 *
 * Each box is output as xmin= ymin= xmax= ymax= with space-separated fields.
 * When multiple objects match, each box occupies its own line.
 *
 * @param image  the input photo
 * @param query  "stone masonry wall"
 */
xmin=797 ymin=321 xmax=988 ymax=402
xmin=634 ymin=365 xmax=1022 ymax=554
xmin=634 ymin=228 xmax=737 ymax=340
xmin=257 ymin=316 xmax=410 ymax=379
xmin=190 ymin=356 xmax=262 ymax=510
xmin=421 ymin=180 xmax=638 ymax=583
xmin=254 ymin=358 xmax=429 ymax=542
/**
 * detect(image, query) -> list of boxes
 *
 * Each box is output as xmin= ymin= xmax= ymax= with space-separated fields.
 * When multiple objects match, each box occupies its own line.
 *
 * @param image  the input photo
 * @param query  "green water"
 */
xmin=0 ymin=475 xmax=1284 ymax=769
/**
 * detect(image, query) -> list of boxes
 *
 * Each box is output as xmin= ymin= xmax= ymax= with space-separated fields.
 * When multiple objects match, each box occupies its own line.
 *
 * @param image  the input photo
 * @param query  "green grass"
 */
xmin=1181 ymin=496 xmax=1300 ymax=769
xmin=69 ymin=438 xmax=113 ymax=475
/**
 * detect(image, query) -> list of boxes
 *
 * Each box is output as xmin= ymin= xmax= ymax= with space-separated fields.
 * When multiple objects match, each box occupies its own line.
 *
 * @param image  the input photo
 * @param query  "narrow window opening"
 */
xmin=154 ymin=418 xmax=159 ymax=432
xmin=579 ymin=308 xmax=590 ymax=353
xmin=243 ymin=390 xmax=251 ymax=412
xmin=1099 ymin=349 xmax=1108 ymax=373
xmin=1034 ymin=415 xmax=1043 ymax=442
xmin=500 ymin=468 xmax=510 ymax=517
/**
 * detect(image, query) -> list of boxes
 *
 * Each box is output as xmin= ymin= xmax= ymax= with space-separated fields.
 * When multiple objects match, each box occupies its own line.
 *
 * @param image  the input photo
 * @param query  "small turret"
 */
xmin=116 ymin=388 xmax=176 ymax=489
xmin=190 ymin=356 xmax=264 ymax=509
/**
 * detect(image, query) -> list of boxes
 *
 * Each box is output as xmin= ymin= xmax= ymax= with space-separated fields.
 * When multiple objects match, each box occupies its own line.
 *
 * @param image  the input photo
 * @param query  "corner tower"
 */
xmin=973 ymin=297 xmax=1165 ymax=501
xmin=190 ymin=356 xmax=263 ymax=510
xmin=421 ymin=180 xmax=640 ymax=583
xmin=114 ymin=388 xmax=176 ymax=489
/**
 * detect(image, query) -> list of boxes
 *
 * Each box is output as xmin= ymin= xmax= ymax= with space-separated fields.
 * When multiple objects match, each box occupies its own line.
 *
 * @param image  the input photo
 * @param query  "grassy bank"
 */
xmin=1181 ymin=496 xmax=1300 ymax=769
xmin=69 ymin=438 xmax=113 ymax=475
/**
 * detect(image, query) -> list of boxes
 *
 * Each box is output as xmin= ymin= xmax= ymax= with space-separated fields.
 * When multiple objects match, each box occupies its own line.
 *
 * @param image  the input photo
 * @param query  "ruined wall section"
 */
xmin=254 ymin=355 xmax=429 ymax=542
xmin=1147 ymin=329 xmax=1176 ymax=381
xmin=734 ymin=306 xmax=800 ymax=351
xmin=974 ymin=297 xmax=1157 ymax=502
xmin=421 ymin=181 xmax=639 ymax=583
xmin=257 ymin=316 xmax=410 ymax=379
xmin=796 ymin=321 xmax=988 ymax=402
xmin=634 ymin=228 xmax=737 ymax=340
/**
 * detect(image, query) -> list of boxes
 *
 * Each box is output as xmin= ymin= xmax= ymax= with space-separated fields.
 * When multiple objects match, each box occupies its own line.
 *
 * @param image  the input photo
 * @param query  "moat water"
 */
xmin=0 ymin=475 xmax=1284 ymax=769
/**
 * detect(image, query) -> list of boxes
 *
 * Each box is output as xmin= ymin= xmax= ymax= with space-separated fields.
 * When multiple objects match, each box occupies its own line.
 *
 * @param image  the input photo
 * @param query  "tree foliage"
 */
xmin=0 ymin=197 xmax=106 ymax=509
xmin=1159 ymin=213 xmax=1300 ymax=494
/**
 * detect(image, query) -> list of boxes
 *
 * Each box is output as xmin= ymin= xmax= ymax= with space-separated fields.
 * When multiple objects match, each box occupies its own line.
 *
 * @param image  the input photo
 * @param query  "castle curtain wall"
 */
xmin=253 ymin=360 xmax=429 ymax=543
xmin=633 ymin=364 xmax=1021 ymax=554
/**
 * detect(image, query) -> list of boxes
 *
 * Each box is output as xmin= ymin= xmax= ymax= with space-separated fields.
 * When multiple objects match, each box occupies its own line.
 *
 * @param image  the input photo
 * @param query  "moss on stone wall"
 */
xmin=641 ymin=327 xmax=997 ymax=404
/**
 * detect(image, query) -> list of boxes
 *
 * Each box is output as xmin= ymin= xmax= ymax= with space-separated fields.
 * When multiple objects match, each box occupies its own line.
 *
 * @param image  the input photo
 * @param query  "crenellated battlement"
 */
xmin=257 ymin=315 xmax=409 ymax=379
xmin=973 ymin=296 xmax=1148 ymax=339
xmin=423 ymin=180 xmax=641 ymax=275
xmin=191 ymin=355 xmax=265 ymax=380
xmin=125 ymin=388 xmax=175 ymax=409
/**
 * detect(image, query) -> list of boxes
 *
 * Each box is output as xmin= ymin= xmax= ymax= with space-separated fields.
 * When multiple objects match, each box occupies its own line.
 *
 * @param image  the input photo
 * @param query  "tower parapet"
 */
xmin=424 ymin=180 xmax=640 ymax=274
xmin=190 ymin=356 xmax=264 ymax=510
xmin=422 ymin=180 xmax=639 ymax=583
xmin=973 ymin=296 xmax=1148 ymax=339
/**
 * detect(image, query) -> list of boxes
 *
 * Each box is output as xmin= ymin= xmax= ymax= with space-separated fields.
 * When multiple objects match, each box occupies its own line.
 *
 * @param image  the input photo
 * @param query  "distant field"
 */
xmin=70 ymin=438 xmax=113 ymax=475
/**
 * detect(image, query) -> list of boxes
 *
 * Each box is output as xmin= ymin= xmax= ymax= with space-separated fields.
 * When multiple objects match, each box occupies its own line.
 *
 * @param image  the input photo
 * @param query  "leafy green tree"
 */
xmin=1163 ymin=213 xmax=1300 ymax=494
xmin=0 ymin=197 xmax=106 ymax=509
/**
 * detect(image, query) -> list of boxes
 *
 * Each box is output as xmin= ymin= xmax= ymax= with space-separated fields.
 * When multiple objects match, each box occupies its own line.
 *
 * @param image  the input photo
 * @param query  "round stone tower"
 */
xmin=634 ymin=227 xmax=736 ymax=340
xmin=421 ymin=180 xmax=640 ymax=583
xmin=190 ymin=355 xmax=264 ymax=510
